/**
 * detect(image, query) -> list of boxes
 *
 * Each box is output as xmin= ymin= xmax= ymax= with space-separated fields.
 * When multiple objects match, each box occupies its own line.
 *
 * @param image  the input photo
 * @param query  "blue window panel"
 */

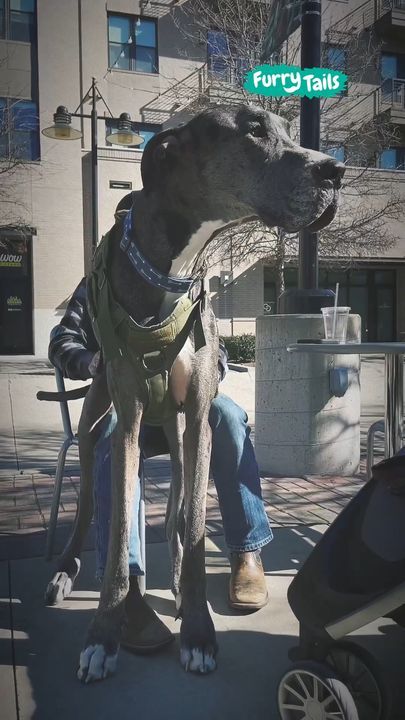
xmin=381 ymin=54 xmax=398 ymax=79
xmin=207 ymin=30 xmax=228 ymax=58
xmin=10 ymin=0 xmax=36 ymax=42
xmin=0 ymin=97 xmax=7 ymax=158
xmin=379 ymin=149 xmax=398 ymax=169
xmin=11 ymin=99 xmax=38 ymax=130
xmin=136 ymin=127 xmax=159 ymax=150
xmin=11 ymin=0 xmax=35 ymax=10
xmin=106 ymin=121 xmax=161 ymax=150
xmin=326 ymin=46 xmax=347 ymax=72
xmin=326 ymin=145 xmax=345 ymax=163
xmin=10 ymin=129 xmax=39 ymax=160
xmin=109 ymin=43 xmax=130 ymax=71
xmin=135 ymin=46 xmax=156 ymax=73
xmin=0 ymin=0 xmax=5 ymax=39
xmin=108 ymin=15 xmax=131 ymax=44
xmin=135 ymin=19 xmax=156 ymax=48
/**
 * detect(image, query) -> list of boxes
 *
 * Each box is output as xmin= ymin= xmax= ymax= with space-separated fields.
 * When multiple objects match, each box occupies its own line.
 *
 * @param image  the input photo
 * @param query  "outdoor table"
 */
xmin=287 ymin=342 xmax=405 ymax=459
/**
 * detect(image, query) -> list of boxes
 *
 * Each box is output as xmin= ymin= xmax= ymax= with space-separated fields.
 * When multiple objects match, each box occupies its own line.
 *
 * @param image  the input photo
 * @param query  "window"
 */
xmin=105 ymin=121 xmax=161 ymax=150
xmin=108 ymin=14 xmax=157 ymax=73
xmin=207 ymin=29 xmax=250 ymax=86
xmin=378 ymin=147 xmax=405 ymax=170
xmin=0 ymin=98 xmax=40 ymax=161
xmin=325 ymin=45 xmax=347 ymax=72
xmin=0 ymin=0 xmax=36 ymax=42
xmin=381 ymin=52 xmax=405 ymax=80
xmin=322 ymin=143 xmax=345 ymax=163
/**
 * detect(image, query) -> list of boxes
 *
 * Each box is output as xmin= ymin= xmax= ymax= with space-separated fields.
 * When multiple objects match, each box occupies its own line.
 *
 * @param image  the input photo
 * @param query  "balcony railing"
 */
xmin=380 ymin=77 xmax=405 ymax=110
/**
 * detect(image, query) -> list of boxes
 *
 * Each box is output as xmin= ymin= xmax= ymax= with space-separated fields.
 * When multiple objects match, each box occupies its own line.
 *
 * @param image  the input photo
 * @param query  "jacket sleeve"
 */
xmin=48 ymin=278 xmax=99 ymax=381
xmin=218 ymin=337 xmax=229 ymax=382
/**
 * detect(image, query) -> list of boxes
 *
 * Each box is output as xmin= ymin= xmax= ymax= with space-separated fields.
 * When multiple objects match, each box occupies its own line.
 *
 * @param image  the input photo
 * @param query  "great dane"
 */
xmin=46 ymin=104 xmax=344 ymax=682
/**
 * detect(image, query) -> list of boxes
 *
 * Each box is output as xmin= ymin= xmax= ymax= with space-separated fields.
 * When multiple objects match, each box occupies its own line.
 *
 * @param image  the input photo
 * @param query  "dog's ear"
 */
xmin=141 ymin=127 xmax=181 ymax=193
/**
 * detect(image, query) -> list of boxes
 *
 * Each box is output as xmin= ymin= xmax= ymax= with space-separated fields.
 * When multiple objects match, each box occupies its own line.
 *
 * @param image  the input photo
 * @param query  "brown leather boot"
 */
xmin=229 ymin=551 xmax=269 ymax=611
xmin=121 ymin=577 xmax=174 ymax=654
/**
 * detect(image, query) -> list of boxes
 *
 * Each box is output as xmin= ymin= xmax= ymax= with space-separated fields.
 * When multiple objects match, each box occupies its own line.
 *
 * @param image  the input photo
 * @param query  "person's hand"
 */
xmin=88 ymin=351 xmax=101 ymax=377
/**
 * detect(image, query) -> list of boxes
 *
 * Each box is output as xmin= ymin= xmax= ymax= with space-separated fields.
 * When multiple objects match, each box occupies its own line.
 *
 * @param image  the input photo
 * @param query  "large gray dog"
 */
xmin=47 ymin=104 xmax=344 ymax=682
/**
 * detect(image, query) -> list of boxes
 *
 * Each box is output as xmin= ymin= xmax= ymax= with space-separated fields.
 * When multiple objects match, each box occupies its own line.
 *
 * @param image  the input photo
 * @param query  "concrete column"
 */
xmin=255 ymin=314 xmax=361 ymax=476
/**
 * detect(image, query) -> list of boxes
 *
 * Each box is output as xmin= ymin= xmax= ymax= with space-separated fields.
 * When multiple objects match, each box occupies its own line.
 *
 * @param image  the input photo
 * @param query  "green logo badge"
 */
xmin=244 ymin=64 xmax=347 ymax=98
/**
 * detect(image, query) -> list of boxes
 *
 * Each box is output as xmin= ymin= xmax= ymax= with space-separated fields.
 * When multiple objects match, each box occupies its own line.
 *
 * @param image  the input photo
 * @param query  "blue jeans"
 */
xmin=93 ymin=394 xmax=273 ymax=578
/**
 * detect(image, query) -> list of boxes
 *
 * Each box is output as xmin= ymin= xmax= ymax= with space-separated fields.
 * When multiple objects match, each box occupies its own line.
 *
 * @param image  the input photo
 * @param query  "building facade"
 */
xmin=0 ymin=0 xmax=405 ymax=356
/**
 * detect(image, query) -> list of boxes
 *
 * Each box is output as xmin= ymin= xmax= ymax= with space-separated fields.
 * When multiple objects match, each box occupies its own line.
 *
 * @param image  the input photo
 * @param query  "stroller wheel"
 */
xmin=325 ymin=641 xmax=390 ymax=720
xmin=278 ymin=660 xmax=359 ymax=720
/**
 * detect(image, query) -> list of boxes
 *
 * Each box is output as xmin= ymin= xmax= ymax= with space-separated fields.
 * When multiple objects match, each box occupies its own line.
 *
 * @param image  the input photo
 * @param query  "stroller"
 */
xmin=277 ymin=454 xmax=405 ymax=720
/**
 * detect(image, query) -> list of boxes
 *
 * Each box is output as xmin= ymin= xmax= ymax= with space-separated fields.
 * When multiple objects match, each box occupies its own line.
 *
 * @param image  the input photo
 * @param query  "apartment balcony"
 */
xmin=139 ymin=0 xmax=187 ymax=18
xmin=374 ymin=78 xmax=405 ymax=124
xmin=326 ymin=0 xmax=405 ymax=44
xmin=373 ymin=0 xmax=405 ymax=35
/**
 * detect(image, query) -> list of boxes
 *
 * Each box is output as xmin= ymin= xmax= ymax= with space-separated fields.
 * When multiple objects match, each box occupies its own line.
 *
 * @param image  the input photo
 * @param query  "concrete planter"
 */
xmin=255 ymin=314 xmax=361 ymax=476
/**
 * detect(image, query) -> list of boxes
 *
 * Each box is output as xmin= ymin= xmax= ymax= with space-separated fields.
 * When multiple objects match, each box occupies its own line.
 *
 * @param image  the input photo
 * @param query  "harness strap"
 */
xmin=87 ymin=230 xmax=206 ymax=368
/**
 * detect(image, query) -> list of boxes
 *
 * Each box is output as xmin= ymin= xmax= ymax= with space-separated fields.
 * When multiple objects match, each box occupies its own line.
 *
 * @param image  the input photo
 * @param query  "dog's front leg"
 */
xmin=77 ymin=364 xmax=144 ymax=683
xmin=163 ymin=414 xmax=185 ymax=603
xmin=179 ymin=405 xmax=217 ymax=674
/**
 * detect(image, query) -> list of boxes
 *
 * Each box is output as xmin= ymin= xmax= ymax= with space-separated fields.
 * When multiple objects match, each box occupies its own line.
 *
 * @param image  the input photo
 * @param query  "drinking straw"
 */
xmin=332 ymin=282 xmax=339 ymax=339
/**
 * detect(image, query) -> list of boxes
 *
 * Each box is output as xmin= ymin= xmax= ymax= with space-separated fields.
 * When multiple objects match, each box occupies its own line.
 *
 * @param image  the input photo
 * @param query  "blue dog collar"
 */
xmin=120 ymin=210 xmax=195 ymax=294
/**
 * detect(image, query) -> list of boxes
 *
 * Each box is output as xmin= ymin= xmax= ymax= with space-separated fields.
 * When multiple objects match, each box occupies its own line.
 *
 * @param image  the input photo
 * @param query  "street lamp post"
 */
xmin=278 ymin=0 xmax=335 ymax=313
xmin=42 ymin=77 xmax=143 ymax=251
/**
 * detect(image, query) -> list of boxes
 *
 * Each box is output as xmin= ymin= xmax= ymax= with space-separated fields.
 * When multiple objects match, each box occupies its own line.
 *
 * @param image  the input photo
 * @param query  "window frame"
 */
xmin=0 ymin=0 xmax=36 ymax=43
xmin=107 ymin=12 xmax=158 ymax=75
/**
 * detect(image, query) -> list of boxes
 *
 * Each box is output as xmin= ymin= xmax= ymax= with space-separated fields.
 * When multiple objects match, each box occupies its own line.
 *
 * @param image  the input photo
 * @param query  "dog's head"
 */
xmin=141 ymin=104 xmax=344 ymax=234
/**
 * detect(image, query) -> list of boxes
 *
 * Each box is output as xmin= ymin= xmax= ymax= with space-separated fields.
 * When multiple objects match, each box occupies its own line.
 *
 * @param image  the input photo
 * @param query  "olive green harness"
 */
xmin=87 ymin=230 xmax=206 ymax=425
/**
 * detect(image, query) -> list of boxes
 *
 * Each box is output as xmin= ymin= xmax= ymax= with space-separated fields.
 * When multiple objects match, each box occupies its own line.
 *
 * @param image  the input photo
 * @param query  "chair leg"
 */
xmin=366 ymin=420 xmax=384 ymax=480
xmin=138 ymin=458 xmax=146 ymax=596
xmin=45 ymin=437 xmax=73 ymax=561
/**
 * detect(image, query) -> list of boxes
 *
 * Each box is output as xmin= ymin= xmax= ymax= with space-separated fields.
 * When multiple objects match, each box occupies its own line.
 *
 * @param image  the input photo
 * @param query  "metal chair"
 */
xmin=366 ymin=418 xmax=405 ymax=480
xmin=37 ymin=367 xmax=146 ymax=594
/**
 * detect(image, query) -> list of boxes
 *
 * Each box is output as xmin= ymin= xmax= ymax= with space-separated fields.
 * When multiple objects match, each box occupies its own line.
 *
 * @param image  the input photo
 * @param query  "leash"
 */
xmin=120 ymin=210 xmax=196 ymax=294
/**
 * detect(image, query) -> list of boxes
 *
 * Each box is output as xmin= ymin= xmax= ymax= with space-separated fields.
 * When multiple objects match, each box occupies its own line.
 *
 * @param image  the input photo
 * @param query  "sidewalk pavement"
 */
xmin=0 ymin=358 xmax=404 ymax=719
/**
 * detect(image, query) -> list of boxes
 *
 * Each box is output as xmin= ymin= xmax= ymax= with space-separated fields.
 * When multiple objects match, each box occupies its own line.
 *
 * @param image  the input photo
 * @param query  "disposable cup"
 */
xmin=321 ymin=306 xmax=350 ymax=343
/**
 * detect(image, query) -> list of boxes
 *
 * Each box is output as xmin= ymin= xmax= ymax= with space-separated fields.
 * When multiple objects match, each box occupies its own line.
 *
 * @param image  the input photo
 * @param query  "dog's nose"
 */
xmin=312 ymin=158 xmax=345 ymax=185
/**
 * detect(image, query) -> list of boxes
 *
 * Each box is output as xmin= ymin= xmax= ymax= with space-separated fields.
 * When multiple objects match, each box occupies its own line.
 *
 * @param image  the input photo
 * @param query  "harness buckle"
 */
xmin=141 ymin=350 xmax=165 ymax=377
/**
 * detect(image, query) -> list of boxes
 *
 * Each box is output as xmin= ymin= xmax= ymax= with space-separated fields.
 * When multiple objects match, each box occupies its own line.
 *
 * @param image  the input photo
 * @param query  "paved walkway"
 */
xmin=0 ymin=358 xmax=404 ymax=719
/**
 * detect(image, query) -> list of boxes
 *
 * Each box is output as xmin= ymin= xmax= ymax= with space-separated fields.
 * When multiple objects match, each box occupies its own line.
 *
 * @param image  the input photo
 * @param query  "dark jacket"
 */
xmin=49 ymin=278 xmax=229 ymax=382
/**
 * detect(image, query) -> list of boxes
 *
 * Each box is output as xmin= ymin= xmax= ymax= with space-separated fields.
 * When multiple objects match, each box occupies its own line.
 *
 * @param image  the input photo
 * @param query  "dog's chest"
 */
xmin=170 ymin=337 xmax=194 ymax=405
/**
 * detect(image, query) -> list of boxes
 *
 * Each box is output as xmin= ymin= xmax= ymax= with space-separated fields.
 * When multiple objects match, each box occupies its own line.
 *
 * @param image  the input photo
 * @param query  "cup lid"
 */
xmin=321 ymin=306 xmax=351 ymax=312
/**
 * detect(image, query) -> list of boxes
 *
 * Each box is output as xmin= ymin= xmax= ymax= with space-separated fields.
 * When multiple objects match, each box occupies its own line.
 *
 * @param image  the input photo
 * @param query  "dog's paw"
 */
xmin=44 ymin=558 xmax=81 ymax=605
xmin=180 ymin=647 xmax=217 ymax=674
xmin=180 ymin=606 xmax=217 ymax=674
xmin=77 ymin=644 xmax=118 ymax=684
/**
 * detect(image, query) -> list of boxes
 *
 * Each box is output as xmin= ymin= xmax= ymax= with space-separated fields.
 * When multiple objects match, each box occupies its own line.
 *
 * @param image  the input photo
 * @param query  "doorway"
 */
xmin=0 ymin=232 xmax=33 ymax=354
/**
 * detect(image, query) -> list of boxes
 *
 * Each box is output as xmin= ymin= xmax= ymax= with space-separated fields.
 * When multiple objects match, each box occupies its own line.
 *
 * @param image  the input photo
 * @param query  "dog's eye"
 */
xmin=245 ymin=121 xmax=266 ymax=138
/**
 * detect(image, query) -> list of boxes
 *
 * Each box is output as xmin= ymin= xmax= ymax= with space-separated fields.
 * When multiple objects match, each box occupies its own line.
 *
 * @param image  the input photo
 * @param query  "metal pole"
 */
xmin=91 ymin=77 xmax=99 ymax=251
xmin=384 ymin=354 xmax=404 ymax=458
xmin=299 ymin=0 xmax=321 ymax=290
xmin=278 ymin=0 xmax=334 ymax=312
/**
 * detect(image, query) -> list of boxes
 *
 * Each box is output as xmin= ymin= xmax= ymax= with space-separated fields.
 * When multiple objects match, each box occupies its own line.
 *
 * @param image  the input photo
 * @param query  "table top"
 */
xmin=287 ymin=342 xmax=405 ymax=354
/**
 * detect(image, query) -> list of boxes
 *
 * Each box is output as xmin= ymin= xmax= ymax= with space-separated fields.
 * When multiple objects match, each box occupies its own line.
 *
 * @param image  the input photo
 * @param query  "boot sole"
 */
xmin=121 ymin=633 xmax=175 ymax=655
xmin=228 ymin=592 xmax=269 ymax=611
